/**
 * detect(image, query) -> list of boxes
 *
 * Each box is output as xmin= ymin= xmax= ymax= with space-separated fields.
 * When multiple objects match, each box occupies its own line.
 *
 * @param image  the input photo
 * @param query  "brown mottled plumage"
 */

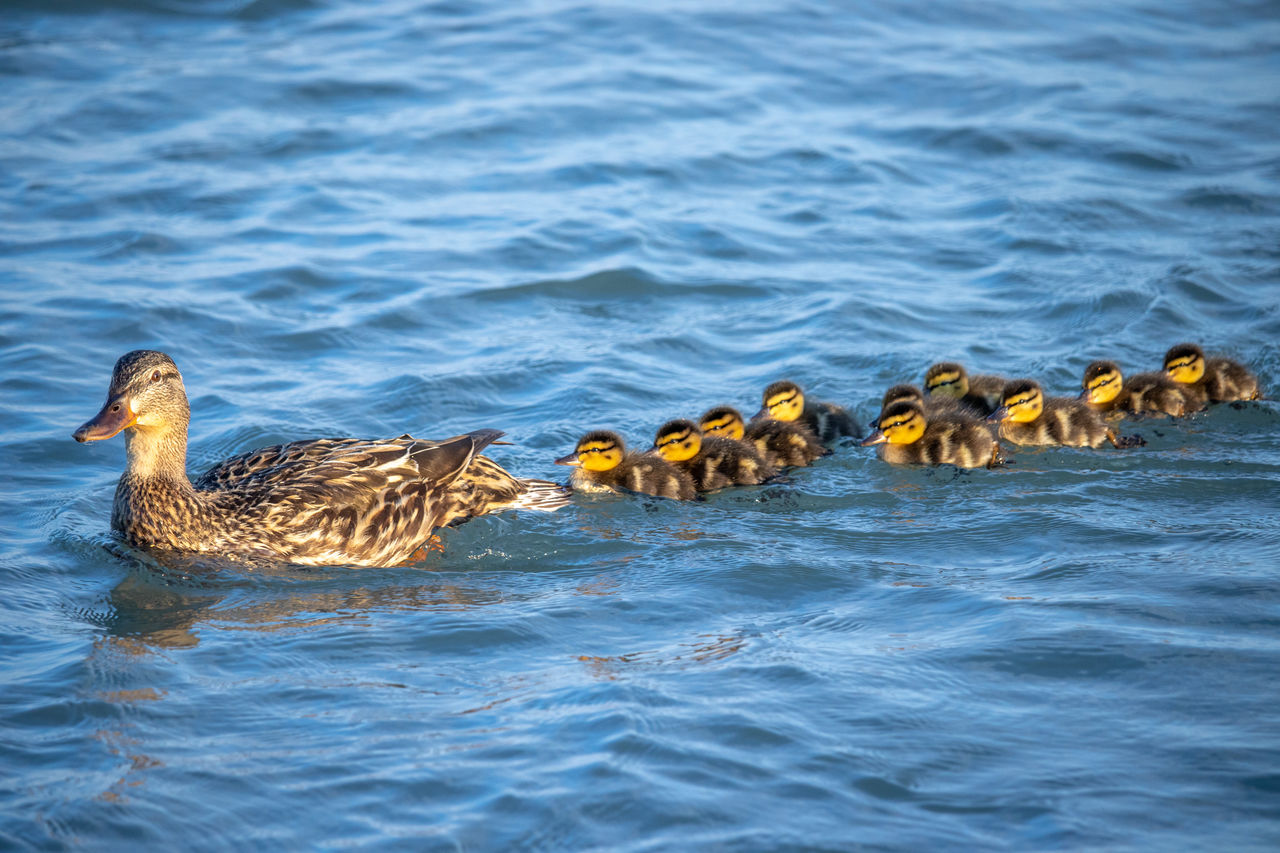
xmin=862 ymin=401 xmax=1001 ymax=468
xmin=757 ymin=380 xmax=860 ymax=442
xmin=989 ymin=379 xmax=1143 ymax=449
xmin=698 ymin=405 xmax=826 ymax=469
xmin=1079 ymin=360 xmax=1200 ymax=418
xmin=1163 ymin=343 xmax=1261 ymax=404
xmin=652 ymin=418 xmax=775 ymax=492
xmin=554 ymin=430 xmax=696 ymax=500
xmin=73 ymin=350 xmax=568 ymax=567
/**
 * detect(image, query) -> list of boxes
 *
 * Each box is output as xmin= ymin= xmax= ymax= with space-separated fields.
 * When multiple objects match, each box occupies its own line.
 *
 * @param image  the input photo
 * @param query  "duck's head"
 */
xmin=988 ymin=379 xmax=1042 ymax=424
xmin=699 ymin=406 xmax=746 ymax=441
xmin=555 ymin=430 xmax=625 ymax=471
xmin=1164 ymin=343 xmax=1205 ymax=384
xmin=1080 ymin=360 xmax=1124 ymax=405
xmin=652 ymin=418 xmax=702 ymax=462
xmin=924 ymin=362 xmax=970 ymax=399
xmin=861 ymin=401 xmax=925 ymax=447
xmin=73 ymin=350 xmax=189 ymax=443
xmin=881 ymin=383 xmax=926 ymax=411
xmin=757 ymin=381 xmax=804 ymax=422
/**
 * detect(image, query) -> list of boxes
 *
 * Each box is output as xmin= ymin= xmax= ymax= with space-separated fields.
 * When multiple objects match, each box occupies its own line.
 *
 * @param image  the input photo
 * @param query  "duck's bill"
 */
xmin=73 ymin=397 xmax=136 ymax=442
xmin=985 ymin=407 xmax=1009 ymax=424
xmin=553 ymin=452 xmax=582 ymax=467
xmin=752 ymin=407 xmax=769 ymax=420
xmin=1077 ymin=389 xmax=1093 ymax=402
xmin=859 ymin=430 xmax=887 ymax=447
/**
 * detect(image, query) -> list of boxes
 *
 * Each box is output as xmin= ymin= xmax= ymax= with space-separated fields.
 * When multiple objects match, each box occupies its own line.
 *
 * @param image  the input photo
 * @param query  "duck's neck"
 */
xmin=123 ymin=423 xmax=194 ymax=490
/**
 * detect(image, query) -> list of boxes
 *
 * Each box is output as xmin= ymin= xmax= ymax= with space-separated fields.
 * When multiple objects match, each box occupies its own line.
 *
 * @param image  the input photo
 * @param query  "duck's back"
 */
xmin=744 ymin=418 xmax=825 ymax=467
xmin=619 ymin=454 xmax=697 ymax=499
xmin=802 ymin=401 xmax=860 ymax=442
xmin=1122 ymin=371 xmax=1197 ymax=417
xmin=1204 ymin=357 xmax=1260 ymax=402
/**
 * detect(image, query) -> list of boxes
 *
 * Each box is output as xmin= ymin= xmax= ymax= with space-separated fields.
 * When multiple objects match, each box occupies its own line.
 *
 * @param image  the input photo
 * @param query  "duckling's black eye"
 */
xmin=150 ymin=370 xmax=161 ymax=383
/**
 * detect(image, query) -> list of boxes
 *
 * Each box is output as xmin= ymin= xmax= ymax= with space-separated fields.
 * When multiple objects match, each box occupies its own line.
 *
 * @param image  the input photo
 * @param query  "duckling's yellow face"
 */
xmin=654 ymin=423 xmax=701 ymax=462
xmin=998 ymin=385 xmax=1043 ymax=423
xmin=574 ymin=437 xmax=624 ymax=472
xmin=1165 ymin=349 xmax=1205 ymax=384
xmin=762 ymin=387 xmax=804 ymax=422
xmin=925 ymin=366 xmax=968 ymax=399
xmin=878 ymin=406 xmax=926 ymax=445
xmin=1082 ymin=366 xmax=1122 ymax=405
xmin=700 ymin=410 xmax=745 ymax=441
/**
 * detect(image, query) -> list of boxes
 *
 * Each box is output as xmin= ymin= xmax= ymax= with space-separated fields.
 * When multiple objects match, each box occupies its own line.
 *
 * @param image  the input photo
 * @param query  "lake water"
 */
xmin=3 ymin=0 xmax=1280 ymax=849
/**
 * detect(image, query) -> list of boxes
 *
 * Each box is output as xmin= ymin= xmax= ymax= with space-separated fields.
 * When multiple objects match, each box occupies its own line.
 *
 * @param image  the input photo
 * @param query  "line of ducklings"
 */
xmin=555 ymin=381 xmax=860 ymax=500
xmin=865 ymin=342 xmax=1261 ymax=469
xmin=555 ymin=343 xmax=1262 ymax=498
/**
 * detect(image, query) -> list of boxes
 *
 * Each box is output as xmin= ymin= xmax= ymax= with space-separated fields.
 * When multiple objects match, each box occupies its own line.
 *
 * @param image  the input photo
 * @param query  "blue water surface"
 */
xmin=2 ymin=0 xmax=1280 ymax=849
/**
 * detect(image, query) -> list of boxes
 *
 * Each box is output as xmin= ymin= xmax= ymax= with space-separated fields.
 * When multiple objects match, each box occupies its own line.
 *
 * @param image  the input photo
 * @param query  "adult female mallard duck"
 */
xmin=987 ymin=379 xmax=1144 ymax=449
xmin=554 ymin=430 xmax=696 ymax=500
xmin=1163 ymin=343 xmax=1261 ymax=404
xmin=861 ymin=401 xmax=1002 ymax=468
xmin=756 ymin=381 xmax=860 ymax=443
xmin=698 ymin=405 xmax=826 ymax=469
xmin=651 ymin=418 xmax=775 ymax=491
xmin=72 ymin=350 xmax=569 ymax=567
xmin=1079 ymin=360 xmax=1201 ymax=418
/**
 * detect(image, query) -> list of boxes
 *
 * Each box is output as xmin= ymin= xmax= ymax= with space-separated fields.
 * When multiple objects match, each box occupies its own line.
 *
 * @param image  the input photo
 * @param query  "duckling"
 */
xmin=880 ymin=383 xmax=976 ymax=421
xmin=1080 ymin=360 xmax=1201 ymax=418
xmin=699 ymin=405 xmax=826 ymax=469
xmin=756 ymin=381 xmax=860 ymax=442
xmin=988 ymin=379 xmax=1144 ymax=448
xmin=72 ymin=350 xmax=569 ymax=568
xmin=554 ymin=430 xmax=696 ymax=500
xmin=652 ymin=418 xmax=776 ymax=491
xmin=1163 ymin=343 xmax=1261 ymax=404
xmin=923 ymin=362 xmax=1007 ymax=416
xmin=861 ymin=401 xmax=1001 ymax=468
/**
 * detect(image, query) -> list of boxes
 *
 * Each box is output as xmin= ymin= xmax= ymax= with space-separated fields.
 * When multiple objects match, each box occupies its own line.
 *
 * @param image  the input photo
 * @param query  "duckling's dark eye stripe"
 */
xmin=1169 ymin=358 xmax=1197 ymax=369
xmin=884 ymin=416 xmax=913 ymax=429
xmin=1008 ymin=393 xmax=1037 ymax=406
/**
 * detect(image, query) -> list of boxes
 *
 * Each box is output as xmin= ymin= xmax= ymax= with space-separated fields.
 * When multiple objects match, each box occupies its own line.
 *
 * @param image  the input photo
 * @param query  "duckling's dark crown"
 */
xmin=879 ymin=400 xmax=925 ymax=423
xmin=1001 ymin=378 xmax=1041 ymax=399
xmin=881 ymin=383 xmax=924 ymax=407
xmin=1083 ymin=360 xmax=1122 ymax=381
xmin=925 ymin=362 xmax=966 ymax=381
xmin=577 ymin=429 xmax=624 ymax=449
xmin=763 ymin=380 xmax=801 ymax=398
xmin=700 ymin=405 xmax=742 ymax=421
xmin=656 ymin=418 xmax=698 ymax=438
xmin=1164 ymin=343 xmax=1204 ymax=364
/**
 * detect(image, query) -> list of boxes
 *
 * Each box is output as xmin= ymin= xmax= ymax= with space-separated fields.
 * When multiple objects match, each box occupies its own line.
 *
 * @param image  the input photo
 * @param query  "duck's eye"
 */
xmin=150 ymin=370 xmax=161 ymax=383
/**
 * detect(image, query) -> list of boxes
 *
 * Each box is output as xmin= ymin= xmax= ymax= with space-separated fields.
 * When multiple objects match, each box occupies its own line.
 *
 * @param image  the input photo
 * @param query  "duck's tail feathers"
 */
xmin=509 ymin=478 xmax=572 ymax=512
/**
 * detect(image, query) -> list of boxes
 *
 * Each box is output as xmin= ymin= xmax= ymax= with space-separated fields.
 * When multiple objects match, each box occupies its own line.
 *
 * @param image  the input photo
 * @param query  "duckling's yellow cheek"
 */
xmin=1167 ymin=363 xmax=1202 ymax=384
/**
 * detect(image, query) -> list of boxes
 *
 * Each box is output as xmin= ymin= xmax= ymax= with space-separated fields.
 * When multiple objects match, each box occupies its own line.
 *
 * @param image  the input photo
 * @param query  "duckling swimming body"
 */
xmin=989 ymin=379 xmax=1143 ymax=448
xmin=757 ymin=381 xmax=860 ymax=442
xmin=924 ymin=362 xmax=1006 ymax=417
xmin=1164 ymin=343 xmax=1260 ymax=404
xmin=73 ymin=350 xmax=569 ymax=568
xmin=652 ymin=418 xmax=775 ymax=491
xmin=555 ymin=430 xmax=696 ymax=500
xmin=862 ymin=401 xmax=1001 ymax=468
xmin=1080 ymin=360 xmax=1200 ymax=418
xmin=699 ymin=405 xmax=825 ymax=469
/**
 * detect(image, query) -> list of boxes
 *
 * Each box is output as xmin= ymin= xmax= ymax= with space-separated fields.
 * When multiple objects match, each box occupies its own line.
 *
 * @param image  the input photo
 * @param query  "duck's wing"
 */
xmin=195 ymin=429 xmax=503 ymax=497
